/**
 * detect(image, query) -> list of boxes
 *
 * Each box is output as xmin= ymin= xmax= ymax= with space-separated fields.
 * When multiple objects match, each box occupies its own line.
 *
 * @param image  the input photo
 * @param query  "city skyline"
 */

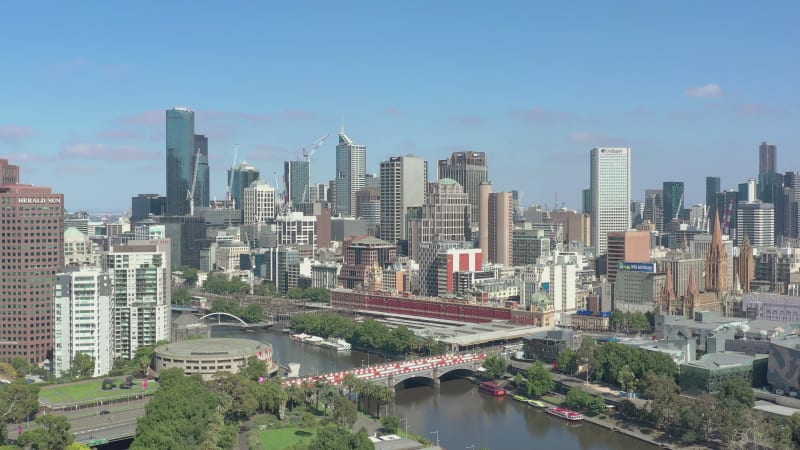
xmin=0 ymin=2 xmax=799 ymax=212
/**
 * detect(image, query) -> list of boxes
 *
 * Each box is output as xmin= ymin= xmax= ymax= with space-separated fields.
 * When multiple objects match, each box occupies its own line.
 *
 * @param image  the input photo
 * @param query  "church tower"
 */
xmin=685 ymin=269 xmax=699 ymax=317
xmin=735 ymin=234 xmax=755 ymax=294
xmin=705 ymin=210 xmax=729 ymax=293
xmin=661 ymin=266 xmax=677 ymax=314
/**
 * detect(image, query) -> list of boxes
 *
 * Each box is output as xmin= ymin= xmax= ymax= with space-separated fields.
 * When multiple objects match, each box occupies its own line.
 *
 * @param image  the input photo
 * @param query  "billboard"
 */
xmin=617 ymin=261 xmax=655 ymax=273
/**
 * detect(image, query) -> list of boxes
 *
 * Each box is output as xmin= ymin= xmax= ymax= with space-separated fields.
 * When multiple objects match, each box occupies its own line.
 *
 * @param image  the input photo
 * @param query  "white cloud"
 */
xmin=685 ymin=83 xmax=723 ymax=98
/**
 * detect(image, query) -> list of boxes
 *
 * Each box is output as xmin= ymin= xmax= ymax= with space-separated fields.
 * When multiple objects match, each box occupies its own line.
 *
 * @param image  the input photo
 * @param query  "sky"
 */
xmin=1 ymin=1 xmax=798 ymax=213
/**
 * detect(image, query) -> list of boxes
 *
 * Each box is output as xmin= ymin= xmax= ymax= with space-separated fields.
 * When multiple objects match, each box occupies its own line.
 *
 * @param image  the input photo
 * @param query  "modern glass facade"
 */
xmin=194 ymin=134 xmax=210 ymax=209
xmin=166 ymin=108 xmax=195 ymax=216
xmin=662 ymin=181 xmax=685 ymax=226
xmin=285 ymin=159 xmax=310 ymax=206
xmin=335 ymin=131 xmax=366 ymax=217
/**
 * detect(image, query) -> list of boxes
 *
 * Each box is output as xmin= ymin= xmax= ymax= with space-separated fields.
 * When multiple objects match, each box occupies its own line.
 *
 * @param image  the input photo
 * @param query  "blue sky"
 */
xmin=1 ymin=1 xmax=798 ymax=212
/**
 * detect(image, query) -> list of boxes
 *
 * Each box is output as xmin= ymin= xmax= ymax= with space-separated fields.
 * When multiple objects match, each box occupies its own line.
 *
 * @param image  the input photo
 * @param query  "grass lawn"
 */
xmin=39 ymin=378 xmax=158 ymax=405
xmin=259 ymin=427 xmax=317 ymax=450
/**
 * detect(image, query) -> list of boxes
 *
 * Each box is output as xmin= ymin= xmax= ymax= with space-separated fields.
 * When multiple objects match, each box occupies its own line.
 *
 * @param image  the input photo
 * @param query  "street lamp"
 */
xmin=430 ymin=430 xmax=440 ymax=447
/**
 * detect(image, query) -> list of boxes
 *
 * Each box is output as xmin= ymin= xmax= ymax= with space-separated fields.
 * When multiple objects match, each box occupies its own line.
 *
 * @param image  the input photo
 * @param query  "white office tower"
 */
xmin=243 ymin=180 xmax=277 ymax=224
xmin=519 ymin=257 xmax=577 ymax=324
xmin=105 ymin=240 xmax=171 ymax=359
xmin=590 ymin=147 xmax=631 ymax=256
xmin=277 ymin=211 xmax=317 ymax=248
xmin=737 ymin=201 xmax=775 ymax=248
xmin=134 ymin=223 xmax=166 ymax=241
xmin=53 ymin=269 xmax=114 ymax=377
xmin=335 ymin=130 xmax=367 ymax=217
xmin=380 ymin=155 xmax=428 ymax=243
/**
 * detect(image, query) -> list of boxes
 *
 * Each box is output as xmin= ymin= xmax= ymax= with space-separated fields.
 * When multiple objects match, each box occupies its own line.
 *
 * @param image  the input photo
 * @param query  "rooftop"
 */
xmin=681 ymin=351 xmax=766 ymax=370
xmin=155 ymin=338 xmax=270 ymax=357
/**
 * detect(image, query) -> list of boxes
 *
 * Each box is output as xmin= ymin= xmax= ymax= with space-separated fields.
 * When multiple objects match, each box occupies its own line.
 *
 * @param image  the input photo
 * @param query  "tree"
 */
xmin=207 ymin=372 xmax=258 ymax=421
xmin=172 ymin=286 xmax=192 ymax=305
xmin=629 ymin=312 xmax=651 ymax=334
xmin=556 ymin=348 xmax=578 ymax=375
xmin=101 ymin=378 xmax=116 ymax=390
xmin=70 ymin=352 xmax=95 ymax=377
xmin=789 ymin=413 xmax=800 ymax=446
xmin=178 ymin=266 xmax=198 ymax=287
xmin=239 ymin=356 xmax=269 ymax=381
xmin=242 ymin=304 xmax=264 ymax=323
xmin=0 ymin=363 xmax=16 ymax=381
xmin=482 ymin=354 xmax=507 ymax=380
xmin=381 ymin=415 xmax=401 ymax=434
xmin=333 ymin=395 xmax=357 ymax=428
xmin=575 ymin=338 xmax=598 ymax=380
xmin=716 ymin=378 xmax=755 ymax=409
xmin=309 ymin=424 xmax=375 ymax=450
xmin=0 ymin=380 xmax=40 ymax=424
xmin=18 ymin=414 xmax=74 ymax=450
xmin=526 ymin=362 xmax=554 ymax=398
xmin=616 ymin=364 xmax=637 ymax=393
xmin=10 ymin=358 xmax=28 ymax=377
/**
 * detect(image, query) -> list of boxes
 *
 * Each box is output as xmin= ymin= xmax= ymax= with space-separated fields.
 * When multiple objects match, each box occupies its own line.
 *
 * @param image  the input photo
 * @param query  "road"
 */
xmin=6 ymin=398 xmax=149 ymax=443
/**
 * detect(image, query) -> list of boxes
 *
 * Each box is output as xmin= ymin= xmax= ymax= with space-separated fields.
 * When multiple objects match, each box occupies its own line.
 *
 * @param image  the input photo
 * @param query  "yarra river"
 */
xmin=213 ymin=327 xmax=656 ymax=450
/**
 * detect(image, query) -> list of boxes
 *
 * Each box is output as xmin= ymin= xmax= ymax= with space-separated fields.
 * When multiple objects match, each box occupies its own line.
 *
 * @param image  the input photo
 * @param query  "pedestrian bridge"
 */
xmin=284 ymin=353 xmax=486 ymax=389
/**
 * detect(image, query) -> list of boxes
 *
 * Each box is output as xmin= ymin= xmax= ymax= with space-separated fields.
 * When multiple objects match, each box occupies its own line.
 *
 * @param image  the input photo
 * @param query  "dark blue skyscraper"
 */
xmin=166 ymin=108 xmax=208 ymax=215
xmin=662 ymin=181 xmax=685 ymax=227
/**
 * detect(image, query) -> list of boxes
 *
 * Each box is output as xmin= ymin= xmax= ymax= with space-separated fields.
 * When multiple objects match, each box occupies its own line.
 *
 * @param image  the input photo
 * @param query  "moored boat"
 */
xmin=511 ymin=394 xmax=527 ymax=402
xmin=478 ymin=381 xmax=507 ymax=397
xmin=545 ymin=407 xmax=583 ymax=421
xmin=319 ymin=337 xmax=352 ymax=351
xmin=527 ymin=399 xmax=545 ymax=408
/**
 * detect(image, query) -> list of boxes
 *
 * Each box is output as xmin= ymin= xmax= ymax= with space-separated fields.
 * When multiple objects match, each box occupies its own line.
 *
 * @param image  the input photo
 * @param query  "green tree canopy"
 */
xmin=556 ymin=348 xmax=578 ymax=375
xmin=0 ymin=380 xmax=40 ymax=424
xmin=18 ymin=415 xmax=74 ymax=450
xmin=70 ymin=352 xmax=95 ymax=378
xmin=526 ymin=362 xmax=555 ymax=398
xmin=481 ymin=354 xmax=508 ymax=381
xmin=172 ymin=286 xmax=192 ymax=305
xmin=333 ymin=395 xmax=357 ymax=428
xmin=715 ymin=378 xmax=755 ymax=409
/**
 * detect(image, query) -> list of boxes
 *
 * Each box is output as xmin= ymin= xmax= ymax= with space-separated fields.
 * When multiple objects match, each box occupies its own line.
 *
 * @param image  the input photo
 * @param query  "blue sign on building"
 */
xmin=617 ymin=261 xmax=655 ymax=273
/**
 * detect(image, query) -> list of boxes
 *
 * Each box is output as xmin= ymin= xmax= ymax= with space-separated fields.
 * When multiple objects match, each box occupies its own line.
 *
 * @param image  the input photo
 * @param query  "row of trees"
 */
xmin=609 ymin=310 xmax=654 ymax=334
xmin=555 ymin=340 xmax=677 ymax=391
xmin=211 ymin=298 xmax=264 ymax=323
xmin=286 ymin=287 xmax=329 ymax=302
xmin=204 ymin=273 xmax=250 ymax=295
xmin=291 ymin=314 xmax=445 ymax=355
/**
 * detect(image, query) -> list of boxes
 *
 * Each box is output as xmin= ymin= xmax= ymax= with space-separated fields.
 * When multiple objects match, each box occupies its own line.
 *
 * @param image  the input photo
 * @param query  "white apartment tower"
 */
xmin=243 ymin=180 xmax=277 ymax=224
xmin=380 ymin=155 xmax=428 ymax=243
xmin=105 ymin=240 xmax=171 ymax=359
xmin=277 ymin=211 xmax=317 ymax=248
xmin=590 ymin=147 xmax=631 ymax=256
xmin=737 ymin=201 xmax=775 ymax=248
xmin=335 ymin=130 xmax=367 ymax=217
xmin=53 ymin=269 xmax=114 ymax=377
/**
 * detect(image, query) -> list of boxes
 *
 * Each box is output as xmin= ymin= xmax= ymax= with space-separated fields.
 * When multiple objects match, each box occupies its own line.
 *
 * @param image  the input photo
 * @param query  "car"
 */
xmin=99 ymin=410 xmax=110 ymax=415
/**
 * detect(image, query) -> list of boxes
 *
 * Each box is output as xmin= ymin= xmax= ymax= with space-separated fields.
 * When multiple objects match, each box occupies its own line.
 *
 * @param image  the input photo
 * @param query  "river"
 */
xmin=212 ymin=327 xmax=656 ymax=450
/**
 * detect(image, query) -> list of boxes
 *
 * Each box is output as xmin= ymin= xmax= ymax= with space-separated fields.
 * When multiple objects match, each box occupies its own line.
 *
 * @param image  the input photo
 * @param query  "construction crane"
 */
xmin=187 ymin=147 xmax=201 ymax=216
xmin=301 ymin=134 xmax=330 ymax=202
xmin=226 ymin=145 xmax=239 ymax=207
xmin=274 ymin=170 xmax=288 ymax=216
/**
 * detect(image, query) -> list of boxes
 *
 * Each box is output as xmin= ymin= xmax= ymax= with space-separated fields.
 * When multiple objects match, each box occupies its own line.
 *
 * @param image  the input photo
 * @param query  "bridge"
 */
xmin=198 ymin=312 xmax=273 ymax=328
xmin=284 ymin=353 xmax=486 ymax=390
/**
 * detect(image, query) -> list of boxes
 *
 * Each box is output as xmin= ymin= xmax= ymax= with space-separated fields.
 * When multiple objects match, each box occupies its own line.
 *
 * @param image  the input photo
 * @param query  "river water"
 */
xmin=212 ymin=327 xmax=655 ymax=450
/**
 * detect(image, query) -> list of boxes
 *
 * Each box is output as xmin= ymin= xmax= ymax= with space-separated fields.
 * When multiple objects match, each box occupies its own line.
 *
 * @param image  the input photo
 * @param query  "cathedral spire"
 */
xmin=705 ymin=209 xmax=729 ymax=293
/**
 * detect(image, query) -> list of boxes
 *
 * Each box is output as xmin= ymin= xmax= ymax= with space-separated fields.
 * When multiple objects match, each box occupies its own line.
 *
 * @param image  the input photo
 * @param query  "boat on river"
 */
xmin=319 ymin=337 xmax=352 ymax=352
xmin=478 ymin=381 xmax=507 ymax=396
xmin=511 ymin=394 xmax=527 ymax=402
xmin=546 ymin=407 xmax=583 ymax=421
xmin=527 ymin=399 xmax=546 ymax=408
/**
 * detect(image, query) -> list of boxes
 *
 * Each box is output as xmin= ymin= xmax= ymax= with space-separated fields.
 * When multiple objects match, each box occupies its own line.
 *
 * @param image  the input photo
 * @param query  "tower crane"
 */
xmin=226 ymin=145 xmax=239 ymax=207
xmin=301 ymin=134 xmax=330 ymax=202
xmin=186 ymin=147 xmax=201 ymax=216
xmin=274 ymin=170 xmax=288 ymax=216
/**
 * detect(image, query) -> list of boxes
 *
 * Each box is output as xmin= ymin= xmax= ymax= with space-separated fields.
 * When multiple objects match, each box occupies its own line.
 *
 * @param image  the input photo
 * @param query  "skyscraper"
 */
xmin=737 ymin=201 xmax=775 ymax=248
xmin=662 ymin=181 xmax=685 ymax=228
xmin=284 ymin=159 xmax=310 ymax=206
xmin=590 ymin=147 xmax=631 ymax=256
xmin=166 ymin=108 xmax=208 ymax=216
xmin=488 ymin=191 xmax=514 ymax=266
xmin=335 ymin=130 xmax=366 ymax=217
xmin=105 ymin=239 xmax=171 ymax=359
xmin=380 ymin=155 xmax=428 ymax=243
xmin=228 ymin=161 xmax=260 ymax=210
xmin=706 ymin=176 xmax=720 ymax=224
xmin=643 ymin=189 xmax=663 ymax=232
xmin=438 ymin=151 xmax=488 ymax=226
xmin=0 ymin=159 xmax=64 ymax=363
xmin=759 ymin=141 xmax=777 ymax=175
xmin=408 ymin=179 xmax=471 ymax=261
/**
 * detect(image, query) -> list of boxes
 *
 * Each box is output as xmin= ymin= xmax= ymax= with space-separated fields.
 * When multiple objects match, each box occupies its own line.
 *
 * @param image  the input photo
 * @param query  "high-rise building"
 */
xmin=380 ymin=156 xmax=428 ymax=243
xmin=784 ymin=172 xmax=800 ymax=240
xmin=53 ymin=268 xmax=113 ymax=377
xmin=0 ymin=159 xmax=64 ymax=363
xmin=437 ymin=151 xmax=488 ymax=226
xmin=155 ymin=216 xmax=206 ymax=269
xmin=284 ymin=160 xmax=310 ymax=206
xmin=408 ymin=179 xmax=471 ymax=261
xmin=550 ymin=209 xmax=591 ymax=246
xmin=512 ymin=229 xmax=551 ymax=265
xmin=706 ymin=177 xmax=721 ymax=222
xmin=243 ymin=180 xmax=277 ymax=224
xmin=166 ymin=107 xmax=207 ymax=216
xmin=590 ymin=147 xmax=631 ymax=255
xmin=662 ymin=181 xmax=685 ymax=227
xmin=64 ymin=227 xmax=98 ymax=268
xmin=759 ymin=141 xmax=777 ymax=175
xmin=338 ymin=236 xmax=396 ymax=289
xmin=131 ymin=194 xmax=167 ymax=223
xmin=737 ymin=201 xmax=775 ymax=248
xmin=335 ymin=130 xmax=366 ymax=217
xmin=606 ymin=231 xmax=651 ymax=282
xmin=228 ymin=161 xmax=260 ymax=211
xmin=643 ymin=189 xmax=663 ymax=232
xmin=105 ymin=240 xmax=171 ymax=359
xmin=488 ymin=192 xmax=514 ymax=266
xmin=479 ymin=182 xmax=492 ymax=258
xmin=355 ymin=187 xmax=380 ymax=235
xmin=276 ymin=212 xmax=317 ymax=249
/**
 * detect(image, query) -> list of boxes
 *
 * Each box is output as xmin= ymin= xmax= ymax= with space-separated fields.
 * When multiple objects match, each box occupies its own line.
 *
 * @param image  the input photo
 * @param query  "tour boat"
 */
xmin=545 ymin=407 xmax=583 ymax=421
xmin=319 ymin=338 xmax=352 ymax=352
xmin=478 ymin=381 xmax=507 ymax=396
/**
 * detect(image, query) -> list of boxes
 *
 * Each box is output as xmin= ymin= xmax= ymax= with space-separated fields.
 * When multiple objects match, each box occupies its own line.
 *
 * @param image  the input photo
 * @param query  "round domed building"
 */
xmin=154 ymin=338 xmax=279 ymax=380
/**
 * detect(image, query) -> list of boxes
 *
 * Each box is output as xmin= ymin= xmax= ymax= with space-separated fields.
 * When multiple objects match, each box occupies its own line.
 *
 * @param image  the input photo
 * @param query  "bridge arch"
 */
xmin=199 ymin=312 xmax=248 ymax=326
